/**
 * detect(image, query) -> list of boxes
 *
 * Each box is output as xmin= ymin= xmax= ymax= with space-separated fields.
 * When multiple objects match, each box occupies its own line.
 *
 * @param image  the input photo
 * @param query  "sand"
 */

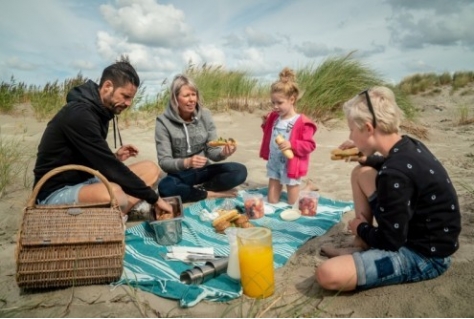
xmin=0 ymin=87 xmax=473 ymax=317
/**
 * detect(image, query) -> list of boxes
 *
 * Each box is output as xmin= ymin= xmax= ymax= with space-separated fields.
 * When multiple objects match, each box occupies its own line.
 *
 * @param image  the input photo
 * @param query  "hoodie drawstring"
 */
xmin=113 ymin=116 xmax=123 ymax=149
xmin=182 ymin=123 xmax=192 ymax=154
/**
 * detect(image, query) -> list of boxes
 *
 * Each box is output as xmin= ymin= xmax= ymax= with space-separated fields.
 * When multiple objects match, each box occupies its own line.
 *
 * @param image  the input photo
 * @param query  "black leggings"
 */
xmin=158 ymin=162 xmax=247 ymax=203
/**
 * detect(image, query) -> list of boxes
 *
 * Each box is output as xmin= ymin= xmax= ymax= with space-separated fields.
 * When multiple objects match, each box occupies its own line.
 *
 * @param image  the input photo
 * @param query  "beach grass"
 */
xmin=0 ymin=129 xmax=32 ymax=198
xmin=2 ymin=54 xmax=473 ymax=125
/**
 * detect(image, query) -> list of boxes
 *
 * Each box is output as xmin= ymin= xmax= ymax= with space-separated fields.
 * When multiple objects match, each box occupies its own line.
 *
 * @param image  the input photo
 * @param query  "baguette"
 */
xmin=212 ymin=209 xmax=239 ymax=233
xmin=275 ymin=134 xmax=294 ymax=159
xmin=330 ymin=147 xmax=362 ymax=161
xmin=208 ymin=137 xmax=237 ymax=147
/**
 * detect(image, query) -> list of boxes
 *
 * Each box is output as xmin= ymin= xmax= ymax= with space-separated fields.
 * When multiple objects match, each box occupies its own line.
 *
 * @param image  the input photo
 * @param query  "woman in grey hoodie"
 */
xmin=155 ymin=74 xmax=248 ymax=203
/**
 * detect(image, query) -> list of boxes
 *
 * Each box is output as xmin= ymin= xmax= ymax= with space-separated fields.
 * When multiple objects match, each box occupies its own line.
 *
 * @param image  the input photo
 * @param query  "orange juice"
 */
xmin=238 ymin=245 xmax=275 ymax=298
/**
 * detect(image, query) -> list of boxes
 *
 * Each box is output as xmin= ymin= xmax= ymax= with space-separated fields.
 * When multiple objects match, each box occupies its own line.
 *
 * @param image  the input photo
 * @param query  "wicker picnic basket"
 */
xmin=16 ymin=164 xmax=125 ymax=289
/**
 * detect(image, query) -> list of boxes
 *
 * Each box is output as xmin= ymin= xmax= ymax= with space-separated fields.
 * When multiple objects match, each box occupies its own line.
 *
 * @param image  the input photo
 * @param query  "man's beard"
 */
xmin=104 ymin=92 xmax=126 ymax=114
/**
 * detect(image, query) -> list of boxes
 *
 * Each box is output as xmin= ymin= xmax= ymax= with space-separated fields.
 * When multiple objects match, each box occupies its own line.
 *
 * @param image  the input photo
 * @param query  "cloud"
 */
xmin=223 ymin=33 xmax=245 ymax=48
xmin=294 ymin=42 xmax=345 ymax=58
xmin=96 ymin=31 xmax=177 ymax=72
xmin=71 ymin=60 xmax=96 ymax=70
xmin=181 ymin=45 xmax=226 ymax=68
xmin=232 ymin=48 xmax=277 ymax=75
xmin=402 ymin=59 xmax=435 ymax=73
xmin=5 ymin=57 xmax=37 ymax=71
xmin=99 ymin=0 xmax=196 ymax=48
xmin=244 ymin=27 xmax=280 ymax=47
xmin=386 ymin=0 xmax=474 ymax=49
xmin=353 ymin=44 xmax=386 ymax=59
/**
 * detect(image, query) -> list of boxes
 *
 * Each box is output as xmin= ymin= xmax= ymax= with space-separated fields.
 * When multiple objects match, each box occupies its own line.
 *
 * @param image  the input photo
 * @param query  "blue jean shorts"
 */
xmin=38 ymin=177 xmax=100 ymax=205
xmin=266 ymin=163 xmax=300 ymax=186
xmin=353 ymin=246 xmax=451 ymax=289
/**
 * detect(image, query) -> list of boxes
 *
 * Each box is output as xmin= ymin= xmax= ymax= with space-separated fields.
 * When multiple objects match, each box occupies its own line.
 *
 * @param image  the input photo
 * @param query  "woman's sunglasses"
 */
xmin=359 ymin=89 xmax=376 ymax=128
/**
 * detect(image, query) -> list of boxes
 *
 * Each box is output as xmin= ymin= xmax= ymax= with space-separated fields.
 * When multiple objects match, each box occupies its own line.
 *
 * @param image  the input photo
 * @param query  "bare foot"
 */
xmin=320 ymin=236 xmax=368 ymax=258
xmin=301 ymin=179 xmax=320 ymax=192
xmin=206 ymin=189 xmax=238 ymax=199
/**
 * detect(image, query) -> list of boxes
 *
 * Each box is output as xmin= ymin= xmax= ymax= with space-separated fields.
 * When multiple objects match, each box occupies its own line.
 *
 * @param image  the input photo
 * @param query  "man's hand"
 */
xmin=154 ymin=197 xmax=173 ymax=219
xmin=115 ymin=144 xmax=139 ymax=162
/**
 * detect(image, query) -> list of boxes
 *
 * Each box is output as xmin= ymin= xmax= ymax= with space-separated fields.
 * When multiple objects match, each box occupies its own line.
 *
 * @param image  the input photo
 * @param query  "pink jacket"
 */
xmin=259 ymin=111 xmax=317 ymax=179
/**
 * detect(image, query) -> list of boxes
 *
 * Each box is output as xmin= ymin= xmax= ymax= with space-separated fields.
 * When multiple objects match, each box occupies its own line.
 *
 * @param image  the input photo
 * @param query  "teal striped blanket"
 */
xmin=115 ymin=188 xmax=353 ymax=307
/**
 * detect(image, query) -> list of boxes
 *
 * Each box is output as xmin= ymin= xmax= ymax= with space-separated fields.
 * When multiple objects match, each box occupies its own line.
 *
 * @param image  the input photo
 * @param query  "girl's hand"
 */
xmin=115 ymin=144 xmax=139 ymax=161
xmin=277 ymin=140 xmax=291 ymax=152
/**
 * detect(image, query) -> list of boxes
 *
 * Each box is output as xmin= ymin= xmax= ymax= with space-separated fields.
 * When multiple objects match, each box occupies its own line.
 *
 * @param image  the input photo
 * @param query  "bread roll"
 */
xmin=275 ymin=134 xmax=294 ymax=159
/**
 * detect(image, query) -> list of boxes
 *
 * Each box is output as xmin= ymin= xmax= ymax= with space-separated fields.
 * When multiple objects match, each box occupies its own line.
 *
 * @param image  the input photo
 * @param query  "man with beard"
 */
xmin=33 ymin=59 xmax=172 ymax=223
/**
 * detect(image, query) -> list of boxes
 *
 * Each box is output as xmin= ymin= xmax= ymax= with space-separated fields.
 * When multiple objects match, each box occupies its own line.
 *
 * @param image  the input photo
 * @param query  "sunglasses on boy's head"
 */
xmin=359 ymin=89 xmax=377 ymax=128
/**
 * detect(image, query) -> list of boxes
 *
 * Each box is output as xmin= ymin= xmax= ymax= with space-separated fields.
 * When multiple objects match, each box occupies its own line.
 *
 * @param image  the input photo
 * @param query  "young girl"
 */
xmin=259 ymin=67 xmax=317 ymax=204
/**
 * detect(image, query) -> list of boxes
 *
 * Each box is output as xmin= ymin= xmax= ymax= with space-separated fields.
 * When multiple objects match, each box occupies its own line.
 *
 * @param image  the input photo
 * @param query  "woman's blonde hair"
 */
xmin=343 ymin=86 xmax=404 ymax=134
xmin=271 ymin=67 xmax=300 ymax=103
xmin=170 ymin=74 xmax=200 ymax=111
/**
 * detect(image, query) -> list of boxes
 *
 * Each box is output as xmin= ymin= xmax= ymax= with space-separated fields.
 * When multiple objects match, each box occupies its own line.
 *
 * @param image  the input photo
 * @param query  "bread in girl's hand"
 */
xmin=275 ymin=134 xmax=294 ymax=159
xmin=330 ymin=147 xmax=362 ymax=161
xmin=208 ymin=137 xmax=237 ymax=147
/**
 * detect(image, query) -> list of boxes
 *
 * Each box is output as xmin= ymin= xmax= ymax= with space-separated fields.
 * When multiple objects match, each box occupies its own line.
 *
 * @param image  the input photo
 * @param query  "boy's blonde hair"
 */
xmin=271 ymin=67 xmax=300 ymax=103
xmin=343 ymin=86 xmax=404 ymax=134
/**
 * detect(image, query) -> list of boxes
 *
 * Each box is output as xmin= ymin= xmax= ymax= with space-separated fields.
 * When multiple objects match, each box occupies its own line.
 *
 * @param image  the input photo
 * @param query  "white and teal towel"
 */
xmin=115 ymin=188 xmax=353 ymax=307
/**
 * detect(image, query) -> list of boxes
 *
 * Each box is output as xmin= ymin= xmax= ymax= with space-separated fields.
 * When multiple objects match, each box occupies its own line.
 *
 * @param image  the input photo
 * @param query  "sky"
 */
xmin=1 ymin=0 xmax=474 ymax=98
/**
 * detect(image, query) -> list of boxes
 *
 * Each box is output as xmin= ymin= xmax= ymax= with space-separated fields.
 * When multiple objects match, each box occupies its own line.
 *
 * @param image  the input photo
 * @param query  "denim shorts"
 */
xmin=266 ymin=163 xmax=301 ymax=186
xmin=38 ymin=177 xmax=100 ymax=205
xmin=353 ymin=246 xmax=451 ymax=289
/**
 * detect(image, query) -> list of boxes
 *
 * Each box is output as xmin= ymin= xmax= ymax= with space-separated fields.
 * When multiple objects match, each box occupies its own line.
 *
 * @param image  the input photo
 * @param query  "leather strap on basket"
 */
xmin=27 ymin=164 xmax=117 ymax=208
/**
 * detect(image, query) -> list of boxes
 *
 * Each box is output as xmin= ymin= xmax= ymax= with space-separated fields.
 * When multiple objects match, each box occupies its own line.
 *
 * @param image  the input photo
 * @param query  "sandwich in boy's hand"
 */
xmin=207 ymin=137 xmax=237 ymax=147
xmin=330 ymin=147 xmax=362 ymax=161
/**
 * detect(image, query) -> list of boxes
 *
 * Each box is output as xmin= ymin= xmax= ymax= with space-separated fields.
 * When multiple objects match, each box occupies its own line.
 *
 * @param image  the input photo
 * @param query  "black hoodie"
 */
xmin=33 ymin=80 xmax=158 ymax=204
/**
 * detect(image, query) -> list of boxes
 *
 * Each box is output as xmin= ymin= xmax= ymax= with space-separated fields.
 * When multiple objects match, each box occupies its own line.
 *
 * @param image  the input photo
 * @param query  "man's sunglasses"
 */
xmin=359 ymin=89 xmax=376 ymax=128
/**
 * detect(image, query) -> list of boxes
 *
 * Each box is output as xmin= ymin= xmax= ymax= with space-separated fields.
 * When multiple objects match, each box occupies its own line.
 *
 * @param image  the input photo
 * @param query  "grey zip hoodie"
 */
xmin=155 ymin=102 xmax=225 ymax=173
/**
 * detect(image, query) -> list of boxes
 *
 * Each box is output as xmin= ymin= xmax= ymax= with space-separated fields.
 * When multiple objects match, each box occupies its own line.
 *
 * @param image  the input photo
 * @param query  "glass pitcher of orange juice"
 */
xmin=237 ymin=227 xmax=275 ymax=298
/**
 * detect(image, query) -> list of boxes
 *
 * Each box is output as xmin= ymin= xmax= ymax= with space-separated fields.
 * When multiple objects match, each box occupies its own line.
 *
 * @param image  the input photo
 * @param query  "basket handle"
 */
xmin=27 ymin=164 xmax=118 ymax=208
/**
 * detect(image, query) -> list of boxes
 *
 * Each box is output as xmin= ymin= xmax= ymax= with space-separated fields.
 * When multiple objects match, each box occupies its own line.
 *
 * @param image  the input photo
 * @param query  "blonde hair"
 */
xmin=170 ymin=74 xmax=200 ymax=110
xmin=270 ymin=67 xmax=300 ymax=103
xmin=343 ymin=86 xmax=404 ymax=134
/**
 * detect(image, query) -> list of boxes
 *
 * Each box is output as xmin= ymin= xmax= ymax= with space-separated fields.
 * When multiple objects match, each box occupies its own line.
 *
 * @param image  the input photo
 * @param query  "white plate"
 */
xmin=264 ymin=204 xmax=275 ymax=215
xmin=280 ymin=208 xmax=301 ymax=221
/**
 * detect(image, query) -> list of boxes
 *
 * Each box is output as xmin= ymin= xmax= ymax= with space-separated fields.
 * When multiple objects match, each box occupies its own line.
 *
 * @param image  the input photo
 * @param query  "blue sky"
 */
xmin=1 ymin=0 xmax=473 ymax=97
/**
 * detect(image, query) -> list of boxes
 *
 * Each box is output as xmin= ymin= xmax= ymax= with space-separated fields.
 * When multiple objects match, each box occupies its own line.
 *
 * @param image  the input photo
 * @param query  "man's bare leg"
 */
xmin=123 ymin=161 xmax=160 ymax=213
xmin=78 ymin=160 xmax=160 ymax=215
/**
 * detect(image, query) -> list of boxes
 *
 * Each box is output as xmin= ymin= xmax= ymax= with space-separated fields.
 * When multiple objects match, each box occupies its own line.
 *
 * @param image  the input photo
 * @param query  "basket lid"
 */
xmin=20 ymin=205 xmax=124 ymax=246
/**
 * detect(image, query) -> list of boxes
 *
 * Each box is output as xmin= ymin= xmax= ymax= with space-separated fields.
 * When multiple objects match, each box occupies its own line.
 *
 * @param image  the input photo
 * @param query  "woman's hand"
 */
xmin=186 ymin=155 xmax=208 ymax=169
xmin=220 ymin=143 xmax=236 ymax=158
xmin=115 ymin=144 xmax=139 ymax=162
